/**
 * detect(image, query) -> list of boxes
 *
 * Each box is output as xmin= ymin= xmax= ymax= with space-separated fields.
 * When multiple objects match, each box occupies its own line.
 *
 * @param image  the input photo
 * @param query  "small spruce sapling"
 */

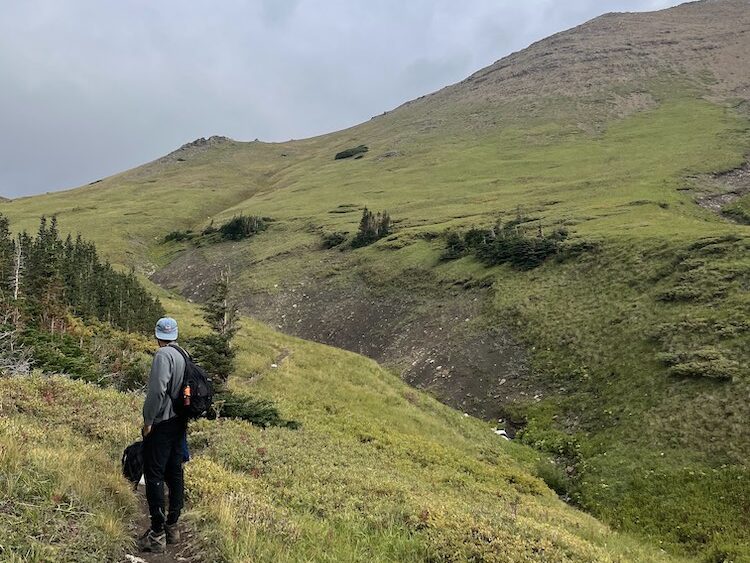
xmin=188 ymin=269 xmax=239 ymax=386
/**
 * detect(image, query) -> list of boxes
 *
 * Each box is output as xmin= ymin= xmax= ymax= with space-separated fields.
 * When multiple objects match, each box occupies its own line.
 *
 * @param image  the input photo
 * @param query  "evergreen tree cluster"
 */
xmin=0 ymin=214 xmax=164 ymax=333
xmin=162 ymin=214 xmax=268 ymax=245
xmin=441 ymin=219 xmax=569 ymax=270
xmin=351 ymin=208 xmax=392 ymax=248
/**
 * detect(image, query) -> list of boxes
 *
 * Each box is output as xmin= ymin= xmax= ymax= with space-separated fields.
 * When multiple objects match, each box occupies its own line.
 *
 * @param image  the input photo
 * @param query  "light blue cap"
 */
xmin=155 ymin=317 xmax=178 ymax=341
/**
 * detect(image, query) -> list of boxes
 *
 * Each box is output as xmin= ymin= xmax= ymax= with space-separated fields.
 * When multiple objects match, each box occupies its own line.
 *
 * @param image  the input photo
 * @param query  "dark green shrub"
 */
xmin=21 ymin=328 xmax=98 ymax=381
xmin=442 ymin=222 xmax=582 ymax=270
xmin=218 ymin=215 xmax=267 ymax=241
xmin=517 ymin=424 xmax=582 ymax=461
xmin=163 ymin=230 xmax=195 ymax=243
xmin=83 ymin=326 xmax=153 ymax=391
xmin=535 ymin=459 xmax=575 ymax=499
xmin=721 ymin=206 xmax=750 ymax=225
xmin=321 ymin=231 xmax=348 ymax=249
xmin=668 ymin=360 xmax=737 ymax=380
xmin=687 ymin=234 xmax=741 ymax=251
xmin=477 ymin=230 xmax=560 ymax=269
xmin=658 ymin=348 xmax=738 ymax=381
xmin=334 ymin=145 xmax=368 ymax=160
xmin=440 ymin=232 xmax=467 ymax=261
xmin=704 ymin=545 xmax=749 ymax=563
xmin=656 ymin=285 xmax=705 ymax=302
xmin=549 ymin=227 xmax=569 ymax=241
xmin=213 ymin=390 xmax=299 ymax=429
xmin=464 ymin=228 xmax=489 ymax=249
xmin=160 ymin=217 xmax=270 ymax=246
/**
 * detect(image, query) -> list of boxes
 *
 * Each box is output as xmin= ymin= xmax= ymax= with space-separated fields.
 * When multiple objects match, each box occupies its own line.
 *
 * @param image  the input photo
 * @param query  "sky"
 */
xmin=0 ymin=0 xmax=684 ymax=198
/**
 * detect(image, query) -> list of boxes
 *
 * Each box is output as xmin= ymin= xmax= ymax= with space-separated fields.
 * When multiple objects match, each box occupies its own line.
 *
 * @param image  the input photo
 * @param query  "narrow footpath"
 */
xmin=123 ymin=487 xmax=202 ymax=563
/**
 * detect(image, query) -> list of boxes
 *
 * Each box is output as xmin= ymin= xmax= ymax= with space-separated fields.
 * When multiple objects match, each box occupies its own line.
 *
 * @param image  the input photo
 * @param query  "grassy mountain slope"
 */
xmin=2 ymin=0 xmax=749 ymax=559
xmin=0 ymin=294 xmax=676 ymax=562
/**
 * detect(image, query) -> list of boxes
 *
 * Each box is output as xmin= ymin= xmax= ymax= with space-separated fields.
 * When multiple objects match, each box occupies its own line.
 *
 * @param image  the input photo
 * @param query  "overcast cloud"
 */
xmin=0 ymin=0 xmax=684 ymax=198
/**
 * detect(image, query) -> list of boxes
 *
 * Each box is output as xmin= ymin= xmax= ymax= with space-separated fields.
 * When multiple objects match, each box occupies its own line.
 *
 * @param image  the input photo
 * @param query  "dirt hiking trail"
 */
xmin=123 ymin=487 xmax=202 ymax=563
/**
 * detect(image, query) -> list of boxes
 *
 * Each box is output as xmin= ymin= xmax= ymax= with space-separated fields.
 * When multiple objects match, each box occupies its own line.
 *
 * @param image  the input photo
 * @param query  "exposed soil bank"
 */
xmin=153 ymin=254 xmax=544 ymax=423
xmin=694 ymin=161 xmax=750 ymax=222
xmin=245 ymin=282 xmax=535 ymax=422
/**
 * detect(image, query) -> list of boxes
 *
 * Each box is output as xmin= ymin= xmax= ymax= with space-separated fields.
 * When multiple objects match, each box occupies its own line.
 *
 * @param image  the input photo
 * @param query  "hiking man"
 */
xmin=138 ymin=316 xmax=187 ymax=553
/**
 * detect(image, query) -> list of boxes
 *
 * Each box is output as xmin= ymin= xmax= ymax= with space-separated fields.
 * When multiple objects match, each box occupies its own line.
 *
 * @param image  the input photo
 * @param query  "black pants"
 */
xmin=143 ymin=416 xmax=186 ymax=533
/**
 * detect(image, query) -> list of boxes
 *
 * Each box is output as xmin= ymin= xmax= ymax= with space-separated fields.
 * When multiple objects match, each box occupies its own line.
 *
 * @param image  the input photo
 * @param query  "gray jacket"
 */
xmin=143 ymin=344 xmax=186 ymax=426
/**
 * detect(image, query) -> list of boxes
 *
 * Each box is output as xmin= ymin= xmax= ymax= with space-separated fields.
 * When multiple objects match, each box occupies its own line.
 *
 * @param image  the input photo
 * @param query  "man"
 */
xmin=138 ymin=316 xmax=187 ymax=553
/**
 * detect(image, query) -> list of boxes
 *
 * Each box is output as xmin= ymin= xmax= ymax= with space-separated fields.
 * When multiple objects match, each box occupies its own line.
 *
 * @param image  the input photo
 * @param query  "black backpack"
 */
xmin=169 ymin=344 xmax=214 ymax=419
xmin=122 ymin=440 xmax=143 ymax=490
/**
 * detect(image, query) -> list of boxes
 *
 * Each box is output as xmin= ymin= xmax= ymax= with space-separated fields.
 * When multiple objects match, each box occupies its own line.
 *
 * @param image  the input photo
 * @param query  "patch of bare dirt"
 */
xmin=694 ymin=161 xmax=750 ymax=221
xmin=247 ymin=281 xmax=537 ymax=421
xmin=610 ymin=91 xmax=658 ymax=119
xmin=125 ymin=486 xmax=202 ymax=563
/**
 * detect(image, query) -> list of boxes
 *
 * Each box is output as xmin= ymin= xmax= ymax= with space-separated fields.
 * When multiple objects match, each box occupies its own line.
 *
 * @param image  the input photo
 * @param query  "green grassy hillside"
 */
xmin=2 ymin=1 xmax=749 ymax=560
xmin=0 ymin=294 xmax=677 ymax=562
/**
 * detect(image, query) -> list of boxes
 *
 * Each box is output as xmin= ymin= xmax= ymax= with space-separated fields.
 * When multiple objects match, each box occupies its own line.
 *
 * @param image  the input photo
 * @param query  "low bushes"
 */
xmin=321 ymin=231 xmax=348 ymax=249
xmin=0 ymin=377 xmax=141 ymax=562
xmin=213 ymin=391 xmax=299 ymax=429
xmin=164 ymin=229 xmax=196 ymax=242
xmin=19 ymin=327 xmax=98 ymax=381
xmin=10 ymin=322 xmax=152 ymax=389
xmin=218 ymin=215 xmax=268 ymax=241
xmin=162 ymin=215 xmax=269 ymax=245
xmin=334 ymin=145 xmax=368 ymax=160
xmin=0 ymin=416 xmax=137 ymax=562
xmin=721 ymin=204 xmax=750 ymax=225
xmin=441 ymin=221 xmax=570 ymax=270
xmin=658 ymin=348 xmax=739 ymax=381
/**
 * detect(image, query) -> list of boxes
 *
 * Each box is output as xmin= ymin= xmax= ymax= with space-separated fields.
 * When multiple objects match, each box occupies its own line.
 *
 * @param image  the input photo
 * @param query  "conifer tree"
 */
xmin=202 ymin=269 xmax=239 ymax=339
xmin=0 ymin=213 xmax=164 ymax=334
xmin=379 ymin=211 xmax=391 ymax=238
xmin=352 ymin=207 xmax=392 ymax=247
xmin=0 ymin=216 xmax=14 ymax=302
xmin=188 ymin=269 xmax=239 ymax=386
xmin=13 ymin=233 xmax=31 ymax=304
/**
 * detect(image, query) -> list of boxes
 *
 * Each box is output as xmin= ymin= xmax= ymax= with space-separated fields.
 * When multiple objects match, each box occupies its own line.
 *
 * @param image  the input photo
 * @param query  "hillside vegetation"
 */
xmin=2 ymin=0 xmax=749 ymax=560
xmin=0 ymin=292 xmax=677 ymax=562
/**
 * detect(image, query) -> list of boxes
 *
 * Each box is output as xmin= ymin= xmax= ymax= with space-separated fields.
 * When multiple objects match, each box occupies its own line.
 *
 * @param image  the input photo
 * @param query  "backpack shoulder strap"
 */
xmin=168 ymin=343 xmax=191 ymax=362
xmin=166 ymin=344 xmax=189 ymax=403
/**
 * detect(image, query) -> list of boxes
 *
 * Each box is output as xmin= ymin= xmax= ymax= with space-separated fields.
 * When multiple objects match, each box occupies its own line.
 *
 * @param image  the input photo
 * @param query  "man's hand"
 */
xmin=142 ymin=424 xmax=152 ymax=438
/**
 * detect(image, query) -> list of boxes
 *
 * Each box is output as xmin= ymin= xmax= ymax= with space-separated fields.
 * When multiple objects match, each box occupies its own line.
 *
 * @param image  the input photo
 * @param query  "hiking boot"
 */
xmin=137 ymin=529 xmax=166 ymax=553
xmin=165 ymin=524 xmax=181 ymax=545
